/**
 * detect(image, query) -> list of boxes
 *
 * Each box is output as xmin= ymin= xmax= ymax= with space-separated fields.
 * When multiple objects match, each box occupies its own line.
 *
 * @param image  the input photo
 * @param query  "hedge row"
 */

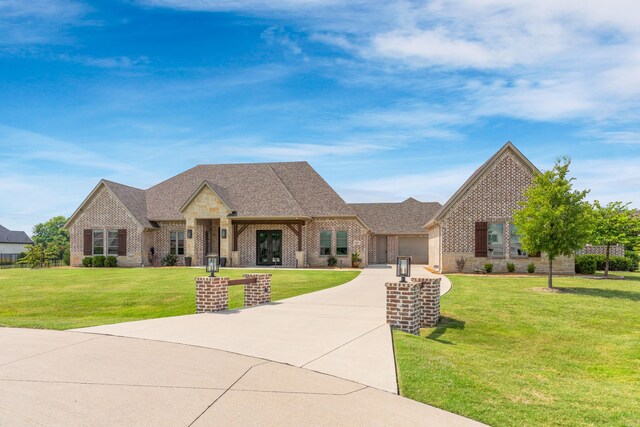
xmin=575 ymin=253 xmax=639 ymax=274
xmin=82 ymin=256 xmax=118 ymax=267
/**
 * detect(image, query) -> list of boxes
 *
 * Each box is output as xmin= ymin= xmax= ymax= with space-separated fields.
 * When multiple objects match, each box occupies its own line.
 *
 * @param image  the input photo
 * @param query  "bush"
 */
xmin=63 ymin=247 xmax=70 ymax=266
xmin=161 ymin=253 xmax=177 ymax=266
xmin=506 ymin=262 xmax=515 ymax=273
xmin=92 ymin=255 xmax=105 ymax=267
xmin=484 ymin=263 xmax=493 ymax=273
xmin=609 ymin=256 xmax=632 ymax=272
xmin=455 ymin=256 xmax=466 ymax=272
xmin=527 ymin=263 xmax=536 ymax=274
xmin=105 ymin=256 xmax=118 ymax=267
xmin=327 ymin=256 xmax=338 ymax=267
xmin=82 ymin=257 xmax=93 ymax=267
xmin=626 ymin=251 xmax=639 ymax=271
xmin=575 ymin=255 xmax=597 ymax=275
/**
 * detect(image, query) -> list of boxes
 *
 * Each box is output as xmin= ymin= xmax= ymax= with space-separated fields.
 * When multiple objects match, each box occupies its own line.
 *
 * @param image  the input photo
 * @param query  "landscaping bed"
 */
xmin=0 ymin=267 xmax=359 ymax=330
xmin=394 ymin=272 xmax=640 ymax=426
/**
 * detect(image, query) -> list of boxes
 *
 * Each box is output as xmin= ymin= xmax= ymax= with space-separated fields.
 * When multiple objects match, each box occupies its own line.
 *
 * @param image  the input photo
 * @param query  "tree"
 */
xmin=32 ymin=216 xmax=69 ymax=262
xmin=591 ymin=201 xmax=640 ymax=276
xmin=18 ymin=244 xmax=60 ymax=268
xmin=513 ymin=157 xmax=593 ymax=288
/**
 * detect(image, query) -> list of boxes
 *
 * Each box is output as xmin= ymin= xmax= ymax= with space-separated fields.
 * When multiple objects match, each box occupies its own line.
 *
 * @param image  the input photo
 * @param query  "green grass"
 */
xmin=0 ymin=267 xmax=359 ymax=330
xmin=394 ymin=272 xmax=640 ymax=426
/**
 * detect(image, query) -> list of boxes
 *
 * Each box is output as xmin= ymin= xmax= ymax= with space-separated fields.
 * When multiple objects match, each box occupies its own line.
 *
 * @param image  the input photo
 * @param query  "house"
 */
xmin=65 ymin=142 xmax=575 ymax=274
xmin=425 ymin=142 xmax=574 ymax=274
xmin=0 ymin=225 xmax=33 ymax=255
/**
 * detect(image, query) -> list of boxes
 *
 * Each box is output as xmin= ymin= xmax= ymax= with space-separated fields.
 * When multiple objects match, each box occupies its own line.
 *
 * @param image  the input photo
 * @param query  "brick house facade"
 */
xmin=425 ymin=142 xmax=574 ymax=274
xmin=65 ymin=143 xmax=576 ymax=274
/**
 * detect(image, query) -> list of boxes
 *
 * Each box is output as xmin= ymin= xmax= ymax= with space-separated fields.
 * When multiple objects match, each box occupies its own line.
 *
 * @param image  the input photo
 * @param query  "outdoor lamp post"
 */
xmin=206 ymin=254 xmax=220 ymax=277
xmin=396 ymin=256 xmax=411 ymax=282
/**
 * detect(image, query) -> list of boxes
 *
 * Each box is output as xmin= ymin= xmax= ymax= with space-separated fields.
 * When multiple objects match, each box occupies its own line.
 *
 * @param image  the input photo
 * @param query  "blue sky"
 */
xmin=1 ymin=0 xmax=639 ymax=234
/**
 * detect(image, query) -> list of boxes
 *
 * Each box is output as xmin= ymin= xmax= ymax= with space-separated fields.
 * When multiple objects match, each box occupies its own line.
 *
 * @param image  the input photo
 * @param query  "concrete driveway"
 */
xmin=0 ymin=327 xmax=481 ymax=426
xmin=0 ymin=266 xmax=475 ymax=426
xmin=73 ymin=265 xmax=451 ymax=394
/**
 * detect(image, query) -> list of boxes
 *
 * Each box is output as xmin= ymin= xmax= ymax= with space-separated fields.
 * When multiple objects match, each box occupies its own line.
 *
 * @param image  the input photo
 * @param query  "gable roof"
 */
xmin=0 ymin=224 xmax=33 ymax=244
xmin=425 ymin=141 xmax=539 ymax=229
xmin=65 ymin=180 xmax=156 ymax=229
xmin=349 ymin=198 xmax=442 ymax=234
xmin=146 ymin=162 xmax=354 ymax=220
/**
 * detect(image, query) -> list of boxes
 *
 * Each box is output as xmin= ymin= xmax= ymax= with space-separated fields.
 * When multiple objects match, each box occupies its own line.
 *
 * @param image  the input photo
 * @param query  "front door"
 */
xmin=256 ymin=230 xmax=282 ymax=265
xmin=376 ymin=235 xmax=388 ymax=263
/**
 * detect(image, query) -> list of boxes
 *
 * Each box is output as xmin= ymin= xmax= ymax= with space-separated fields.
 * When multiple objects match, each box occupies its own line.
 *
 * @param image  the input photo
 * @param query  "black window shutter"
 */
xmin=118 ymin=229 xmax=127 ymax=256
xmin=475 ymin=222 xmax=488 ymax=257
xmin=83 ymin=229 xmax=92 ymax=256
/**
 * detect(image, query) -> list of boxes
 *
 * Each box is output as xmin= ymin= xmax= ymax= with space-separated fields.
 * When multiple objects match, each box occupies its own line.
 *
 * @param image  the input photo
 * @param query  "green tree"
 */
xmin=591 ymin=201 xmax=640 ymax=276
xmin=513 ymin=157 xmax=593 ymax=288
xmin=32 ymin=216 xmax=69 ymax=262
xmin=18 ymin=244 xmax=60 ymax=268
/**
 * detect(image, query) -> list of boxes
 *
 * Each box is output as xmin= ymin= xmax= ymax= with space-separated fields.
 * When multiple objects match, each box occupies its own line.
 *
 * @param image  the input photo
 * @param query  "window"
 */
xmin=319 ymin=230 xmax=332 ymax=256
xmin=107 ymin=230 xmax=119 ymax=255
xmin=509 ymin=224 xmax=527 ymax=257
xmin=487 ymin=223 xmax=504 ymax=257
xmin=92 ymin=230 xmax=104 ymax=255
xmin=170 ymin=231 xmax=185 ymax=255
xmin=336 ymin=230 xmax=348 ymax=256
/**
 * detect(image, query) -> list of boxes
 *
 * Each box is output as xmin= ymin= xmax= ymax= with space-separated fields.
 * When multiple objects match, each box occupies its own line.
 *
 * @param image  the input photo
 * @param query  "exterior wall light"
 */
xmin=206 ymin=254 xmax=220 ymax=277
xmin=396 ymin=256 xmax=411 ymax=282
xmin=187 ymin=229 xmax=193 ymax=239
xmin=221 ymin=228 xmax=227 ymax=239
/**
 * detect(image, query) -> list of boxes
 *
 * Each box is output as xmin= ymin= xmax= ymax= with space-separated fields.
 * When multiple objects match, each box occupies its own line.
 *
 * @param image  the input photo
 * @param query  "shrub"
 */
xmin=455 ymin=256 xmax=466 ymax=272
xmin=506 ymin=262 xmax=515 ymax=273
xmin=608 ymin=256 xmax=632 ymax=272
xmin=105 ymin=256 xmax=118 ymax=267
xmin=162 ymin=253 xmax=177 ymax=266
xmin=82 ymin=257 xmax=93 ymax=267
xmin=626 ymin=251 xmax=639 ymax=271
xmin=575 ymin=255 xmax=597 ymax=275
xmin=63 ymin=248 xmax=70 ymax=266
xmin=327 ymin=256 xmax=338 ymax=267
xmin=527 ymin=263 xmax=536 ymax=274
xmin=351 ymin=251 xmax=361 ymax=263
xmin=484 ymin=263 xmax=493 ymax=273
xmin=92 ymin=255 xmax=105 ymax=267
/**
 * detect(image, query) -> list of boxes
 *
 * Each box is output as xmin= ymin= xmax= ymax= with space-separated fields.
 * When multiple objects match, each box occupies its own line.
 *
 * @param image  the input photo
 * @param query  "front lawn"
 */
xmin=0 ymin=267 xmax=359 ymax=330
xmin=394 ymin=274 xmax=640 ymax=426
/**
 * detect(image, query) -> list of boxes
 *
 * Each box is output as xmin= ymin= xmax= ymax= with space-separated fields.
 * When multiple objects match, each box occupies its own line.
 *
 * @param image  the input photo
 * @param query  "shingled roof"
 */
xmin=349 ymin=198 xmax=442 ymax=234
xmin=146 ymin=162 xmax=355 ymax=220
xmin=68 ymin=162 xmax=357 ymax=227
xmin=0 ymin=224 xmax=33 ymax=244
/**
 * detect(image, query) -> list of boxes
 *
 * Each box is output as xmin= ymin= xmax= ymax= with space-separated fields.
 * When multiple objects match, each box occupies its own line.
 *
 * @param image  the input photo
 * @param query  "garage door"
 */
xmin=398 ymin=236 xmax=428 ymax=264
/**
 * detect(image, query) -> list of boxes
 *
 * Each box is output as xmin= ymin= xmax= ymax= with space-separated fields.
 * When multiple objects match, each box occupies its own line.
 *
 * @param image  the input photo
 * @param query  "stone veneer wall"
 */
xmin=437 ymin=149 xmax=575 ymax=274
xmin=306 ymin=218 xmax=369 ymax=267
xmin=69 ymin=186 xmax=143 ymax=267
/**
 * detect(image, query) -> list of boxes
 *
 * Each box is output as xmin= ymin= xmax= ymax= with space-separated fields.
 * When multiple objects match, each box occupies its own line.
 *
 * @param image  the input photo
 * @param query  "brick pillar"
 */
xmin=243 ymin=273 xmax=272 ymax=307
xmin=412 ymin=277 xmax=441 ymax=327
xmin=196 ymin=276 xmax=229 ymax=313
xmin=385 ymin=281 xmax=421 ymax=335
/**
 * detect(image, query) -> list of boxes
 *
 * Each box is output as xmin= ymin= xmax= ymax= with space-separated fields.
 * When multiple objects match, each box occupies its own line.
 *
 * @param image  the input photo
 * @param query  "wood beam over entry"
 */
xmin=231 ymin=219 xmax=305 ymax=252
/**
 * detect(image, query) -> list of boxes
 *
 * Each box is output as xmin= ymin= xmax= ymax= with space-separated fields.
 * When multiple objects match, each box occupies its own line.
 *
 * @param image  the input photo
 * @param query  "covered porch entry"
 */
xmin=231 ymin=220 xmax=305 ymax=268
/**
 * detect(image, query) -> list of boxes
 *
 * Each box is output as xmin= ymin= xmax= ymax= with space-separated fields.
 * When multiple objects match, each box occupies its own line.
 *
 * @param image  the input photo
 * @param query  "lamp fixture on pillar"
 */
xmin=206 ymin=254 xmax=220 ymax=277
xmin=396 ymin=256 xmax=411 ymax=282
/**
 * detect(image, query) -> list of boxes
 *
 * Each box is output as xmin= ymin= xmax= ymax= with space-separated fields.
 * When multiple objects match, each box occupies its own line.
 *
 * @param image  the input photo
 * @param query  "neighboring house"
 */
xmin=424 ymin=142 xmax=574 ymax=274
xmin=65 ymin=142 xmax=575 ymax=274
xmin=577 ymin=244 xmax=625 ymax=257
xmin=0 ymin=225 xmax=33 ymax=254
